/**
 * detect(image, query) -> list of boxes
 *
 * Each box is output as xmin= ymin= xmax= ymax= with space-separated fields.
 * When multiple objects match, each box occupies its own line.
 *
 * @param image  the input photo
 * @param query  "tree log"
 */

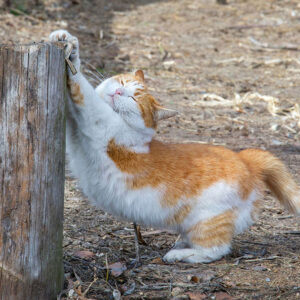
xmin=0 ymin=43 xmax=66 ymax=299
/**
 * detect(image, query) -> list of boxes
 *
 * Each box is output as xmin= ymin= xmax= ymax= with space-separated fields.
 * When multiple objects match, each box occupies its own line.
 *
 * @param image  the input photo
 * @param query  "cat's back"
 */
xmin=108 ymin=139 xmax=253 ymax=201
xmin=108 ymin=138 xmax=249 ymax=175
xmin=149 ymin=139 xmax=244 ymax=169
xmin=147 ymin=140 xmax=255 ymax=206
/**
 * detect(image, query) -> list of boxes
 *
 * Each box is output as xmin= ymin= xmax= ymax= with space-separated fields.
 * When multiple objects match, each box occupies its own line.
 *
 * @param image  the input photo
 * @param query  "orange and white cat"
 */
xmin=49 ymin=30 xmax=300 ymax=263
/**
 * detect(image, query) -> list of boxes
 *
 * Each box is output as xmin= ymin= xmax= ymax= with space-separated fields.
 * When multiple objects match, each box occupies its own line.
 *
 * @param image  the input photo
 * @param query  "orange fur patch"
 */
xmin=166 ymin=204 xmax=192 ymax=225
xmin=251 ymin=199 xmax=261 ymax=221
xmin=238 ymin=148 xmax=300 ymax=213
xmin=67 ymin=79 xmax=84 ymax=105
xmin=189 ymin=210 xmax=235 ymax=248
xmin=107 ymin=139 xmax=256 ymax=207
xmin=137 ymin=94 xmax=160 ymax=128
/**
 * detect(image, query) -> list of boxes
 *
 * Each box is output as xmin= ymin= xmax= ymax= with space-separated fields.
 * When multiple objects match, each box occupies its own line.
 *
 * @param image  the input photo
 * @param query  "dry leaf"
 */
xmin=188 ymin=270 xmax=216 ymax=283
xmin=74 ymin=250 xmax=95 ymax=259
xmin=135 ymin=224 xmax=147 ymax=245
xmin=187 ymin=292 xmax=207 ymax=300
xmin=108 ymin=262 xmax=127 ymax=277
xmin=150 ymin=257 xmax=165 ymax=265
xmin=190 ymin=275 xmax=199 ymax=283
xmin=215 ymin=292 xmax=236 ymax=300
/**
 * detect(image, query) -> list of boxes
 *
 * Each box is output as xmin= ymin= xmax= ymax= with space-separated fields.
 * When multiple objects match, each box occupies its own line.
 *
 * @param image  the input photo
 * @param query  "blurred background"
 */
xmin=1 ymin=1 xmax=299 ymax=299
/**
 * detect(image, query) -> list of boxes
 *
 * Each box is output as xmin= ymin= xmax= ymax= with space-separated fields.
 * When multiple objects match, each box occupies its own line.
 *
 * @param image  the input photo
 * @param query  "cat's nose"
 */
xmin=115 ymin=88 xmax=124 ymax=96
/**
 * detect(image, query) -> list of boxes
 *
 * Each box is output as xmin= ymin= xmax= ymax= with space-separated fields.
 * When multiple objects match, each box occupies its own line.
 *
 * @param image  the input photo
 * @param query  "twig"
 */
xmin=249 ymin=37 xmax=300 ymax=51
xmin=82 ymin=278 xmax=97 ymax=297
xmin=141 ymin=229 xmax=172 ymax=236
xmin=239 ymin=240 xmax=273 ymax=247
xmin=139 ymin=283 xmax=200 ymax=290
xmin=135 ymin=224 xmax=147 ymax=245
xmin=64 ymin=42 xmax=77 ymax=75
xmin=9 ymin=7 xmax=41 ymax=24
xmin=275 ymin=287 xmax=300 ymax=299
xmin=105 ymin=254 xmax=109 ymax=282
xmin=82 ymin=267 xmax=98 ymax=297
xmin=224 ymin=24 xmax=280 ymax=31
xmin=243 ymin=255 xmax=281 ymax=262
xmin=85 ymin=62 xmax=106 ymax=80
xmin=73 ymin=269 xmax=83 ymax=285
xmin=277 ymin=215 xmax=293 ymax=220
xmin=283 ymin=231 xmax=300 ymax=235
xmin=133 ymin=222 xmax=141 ymax=264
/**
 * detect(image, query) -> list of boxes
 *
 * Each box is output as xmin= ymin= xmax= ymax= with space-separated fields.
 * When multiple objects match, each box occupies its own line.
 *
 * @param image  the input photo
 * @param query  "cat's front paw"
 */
xmin=49 ymin=30 xmax=80 ymax=71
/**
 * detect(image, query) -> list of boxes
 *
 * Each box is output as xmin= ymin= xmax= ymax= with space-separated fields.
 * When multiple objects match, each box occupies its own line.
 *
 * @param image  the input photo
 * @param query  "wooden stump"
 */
xmin=0 ymin=43 xmax=66 ymax=299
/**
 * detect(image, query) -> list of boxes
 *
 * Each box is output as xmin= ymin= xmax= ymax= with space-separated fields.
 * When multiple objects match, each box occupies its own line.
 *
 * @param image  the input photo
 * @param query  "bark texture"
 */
xmin=0 ymin=43 xmax=65 ymax=299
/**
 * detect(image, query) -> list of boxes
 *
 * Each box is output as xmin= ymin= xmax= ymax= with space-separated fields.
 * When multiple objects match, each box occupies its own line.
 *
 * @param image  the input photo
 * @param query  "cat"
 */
xmin=49 ymin=30 xmax=300 ymax=263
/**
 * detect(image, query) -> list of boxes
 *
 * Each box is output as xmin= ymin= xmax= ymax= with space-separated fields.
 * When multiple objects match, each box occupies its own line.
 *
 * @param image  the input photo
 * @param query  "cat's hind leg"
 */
xmin=163 ymin=210 xmax=235 ymax=263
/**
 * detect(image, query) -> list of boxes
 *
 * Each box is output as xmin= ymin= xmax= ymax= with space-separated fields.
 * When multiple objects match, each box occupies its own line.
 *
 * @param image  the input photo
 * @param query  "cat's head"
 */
xmin=95 ymin=70 xmax=177 ymax=130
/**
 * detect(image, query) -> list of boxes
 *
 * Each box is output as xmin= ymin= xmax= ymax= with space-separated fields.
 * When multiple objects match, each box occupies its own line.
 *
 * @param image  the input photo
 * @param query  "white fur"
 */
xmin=163 ymin=244 xmax=231 ymax=263
xmin=49 ymin=30 xmax=262 ymax=263
xmin=162 ymin=184 xmax=257 ymax=263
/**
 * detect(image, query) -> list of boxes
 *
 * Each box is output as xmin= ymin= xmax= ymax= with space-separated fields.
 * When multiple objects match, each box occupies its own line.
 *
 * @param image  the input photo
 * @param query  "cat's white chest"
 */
xmin=76 ymin=151 xmax=170 ymax=228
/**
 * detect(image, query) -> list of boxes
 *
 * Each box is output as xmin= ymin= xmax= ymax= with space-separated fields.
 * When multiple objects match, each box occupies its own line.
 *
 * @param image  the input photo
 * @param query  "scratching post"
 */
xmin=0 ymin=43 xmax=66 ymax=299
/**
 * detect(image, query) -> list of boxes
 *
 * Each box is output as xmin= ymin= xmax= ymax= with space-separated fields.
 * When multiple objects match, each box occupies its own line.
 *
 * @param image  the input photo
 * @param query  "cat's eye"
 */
xmin=130 ymin=96 xmax=137 ymax=102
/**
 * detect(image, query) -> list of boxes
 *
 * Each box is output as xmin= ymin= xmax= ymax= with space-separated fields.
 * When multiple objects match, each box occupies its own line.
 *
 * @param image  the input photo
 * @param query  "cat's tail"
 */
xmin=238 ymin=148 xmax=300 ymax=214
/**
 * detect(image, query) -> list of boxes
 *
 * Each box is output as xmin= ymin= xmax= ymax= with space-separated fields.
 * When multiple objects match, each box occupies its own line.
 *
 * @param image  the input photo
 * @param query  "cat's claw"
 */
xmin=49 ymin=30 xmax=80 ymax=71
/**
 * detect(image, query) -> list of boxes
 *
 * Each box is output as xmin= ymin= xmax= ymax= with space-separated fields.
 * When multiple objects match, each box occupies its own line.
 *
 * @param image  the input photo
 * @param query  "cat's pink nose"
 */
xmin=115 ymin=88 xmax=123 ymax=96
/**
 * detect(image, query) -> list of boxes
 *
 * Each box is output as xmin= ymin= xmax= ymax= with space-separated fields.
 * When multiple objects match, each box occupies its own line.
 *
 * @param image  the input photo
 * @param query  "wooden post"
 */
xmin=0 ymin=43 xmax=66 ymax=299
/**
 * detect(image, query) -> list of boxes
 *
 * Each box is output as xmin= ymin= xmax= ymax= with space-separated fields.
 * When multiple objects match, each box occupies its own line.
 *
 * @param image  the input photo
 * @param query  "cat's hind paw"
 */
xmin=163 ymin=245 xmax=230 ymax=263
xmin=163 ymin=249 xmax=196 ymax=263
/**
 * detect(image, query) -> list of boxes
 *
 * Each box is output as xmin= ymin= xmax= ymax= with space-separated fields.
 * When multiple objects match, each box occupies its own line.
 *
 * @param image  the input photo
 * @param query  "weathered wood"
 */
xmin=0 ymin=43 xmax=66 ymax=299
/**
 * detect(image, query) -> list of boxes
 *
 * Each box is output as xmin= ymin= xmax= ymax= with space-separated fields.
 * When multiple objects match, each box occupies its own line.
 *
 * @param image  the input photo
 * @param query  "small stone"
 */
xmin=271 ymin=139 xmax=283 ymax=146
xmin=171 ymin=287 xmax=182 ymax=297
xmin=163 ymin=60 xmax=175 ymax=70
xmin=68 ymin=289 xmax=75 ymax=297
xmin=270 ymin=124 xmax=280 ymax=131
xmin=253 ymin=266 xmax=268 ymax=271
xmin=112 ymin=289 xmax=121 ymax=300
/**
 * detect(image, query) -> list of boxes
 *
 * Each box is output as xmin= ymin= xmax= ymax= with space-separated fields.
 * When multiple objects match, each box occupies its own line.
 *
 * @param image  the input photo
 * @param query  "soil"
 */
xmin=1 ymin=0 xmax=300 ymax=299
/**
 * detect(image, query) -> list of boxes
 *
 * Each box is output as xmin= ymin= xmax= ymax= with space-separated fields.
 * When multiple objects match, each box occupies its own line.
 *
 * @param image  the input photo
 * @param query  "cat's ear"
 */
xmin=155 ymin=106 xmax=178 ymax=121
xmin=135 ymin=70 xmax=145 ymax=81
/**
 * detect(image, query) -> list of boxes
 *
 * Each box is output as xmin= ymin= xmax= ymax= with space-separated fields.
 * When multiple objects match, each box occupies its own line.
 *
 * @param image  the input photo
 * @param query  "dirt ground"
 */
xmin=1 ymin=0 xmax=300 ymax=299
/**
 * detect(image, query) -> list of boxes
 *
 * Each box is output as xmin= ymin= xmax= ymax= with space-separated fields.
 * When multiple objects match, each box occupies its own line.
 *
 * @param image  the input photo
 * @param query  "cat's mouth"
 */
xmin=108 ymin=94 xmax=120 ymax=113
xmin=108 ymin=94 xmax=115 ymax=107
